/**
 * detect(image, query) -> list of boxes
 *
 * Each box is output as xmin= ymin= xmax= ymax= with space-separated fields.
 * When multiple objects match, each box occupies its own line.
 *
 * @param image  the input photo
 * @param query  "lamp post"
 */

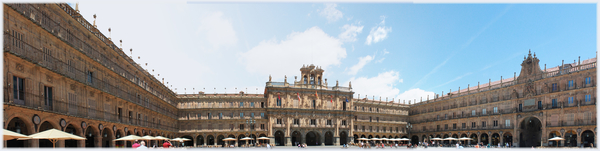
xmin=406 ymin=123 xmax=413 ymax=145
xmin=246 ymin=119 xmax=256 ymax=147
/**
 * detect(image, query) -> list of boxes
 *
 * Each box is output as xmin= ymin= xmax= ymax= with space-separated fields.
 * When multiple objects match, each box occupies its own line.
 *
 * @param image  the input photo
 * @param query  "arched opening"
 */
xmin=274 ymin=131 xmax=285 ymax=146
xmin=303 ymin=76 xmax=308 ymax=84
xmin=250 ymin=134 xmax=257 ymax=146
xmin=325 ymin=131 xmax=334 ymax=145
xmin=564 ymin=130 xmax=577 ymax=147
xmin=237 ymin=134 xmax=246 ymax=147
xmin=206 ymin=135 xmax=215 ymax=146
xmin=181 ymin=135 xmax=193 ymax=147
xmin=216 ymin=135 xmax=225 ymax=147
xmin=460 ymin=134 xmax=467 ymax=145
xmin=196 ymin=135 xmax=204 ymax=147
xmin=353 ymin=134 xmax=359 ymax=144
xmin=292 ymin=131 xmax=302 ymax=146
xmin=310 ymin=74 xmax=315 ymax=85
xmin=503 ymin=132 xmax=512 ymax=147
xmin=443 ymin=134 xmax=449 ymax=145
xmin=581 ymin=130 xmax=595 ymax=147
xmin=318 ymin=76 xmax=322 ymax=85
xmin=491 ymin=133 xmax=500 ymax=146
xmin=102 ymin=128 xmax=113 ymax=147
xmin=451 ymin=134 xmax=458 ymax=144
xmin=548 ymin=131 xmax=561 ymax=147
xmin=340 ymin=131 xmax=348 ymax=145
xmin=469 ymin=134 xmax=478 ymax=145
xmin=411 ymin=135 xmax=419 ymax=145
xmin=64 ymin=124 xmax=79 ymax=147
xmin=6 ymin=117 xmax=31 ymax=147
xmin=306 ymin=131 xmax=320 ymax=146
xmin=258 ymin=134 xmax=268 ymax=145
xmin=85 ymin=126 xmax=98 ymax=147
xmin=38 ymin=121 xmax=56 ymax=147
xmin=115 ymin=129 xmax=124 ymax=148
xmin=480 ymin=133 xmax=489 ymax=146
xmin=519 ymin=116 xmax=542 ymax=147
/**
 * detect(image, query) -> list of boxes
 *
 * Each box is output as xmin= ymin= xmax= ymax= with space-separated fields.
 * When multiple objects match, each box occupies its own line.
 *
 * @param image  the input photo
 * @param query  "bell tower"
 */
xmin=300 ymin=64 xmax=324 ymax=86
xmin=517 ymin=50 xmax=543 ymax=83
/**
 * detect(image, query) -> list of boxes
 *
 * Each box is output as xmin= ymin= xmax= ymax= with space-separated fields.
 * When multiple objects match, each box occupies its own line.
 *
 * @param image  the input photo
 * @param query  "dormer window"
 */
xmin=318 ymin=77 xmax=322 ymax=85
xmin=303 ymin=76 xmax=308 ymax=84
xmin=310 ymin=74 xmax=315 ymax=85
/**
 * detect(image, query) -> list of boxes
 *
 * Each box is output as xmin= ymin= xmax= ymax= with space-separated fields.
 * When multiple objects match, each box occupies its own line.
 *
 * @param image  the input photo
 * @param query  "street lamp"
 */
xmin=406 ymin=123 xmax=413 ymax=145
xmin=246 ymin=119 xmax=256 ymax=146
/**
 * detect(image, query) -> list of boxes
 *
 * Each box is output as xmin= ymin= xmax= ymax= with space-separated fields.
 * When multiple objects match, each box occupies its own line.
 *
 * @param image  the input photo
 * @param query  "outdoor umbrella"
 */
xmin=114 ymin=134 xmax=144 ymax=148
xmin=549 ymin=137 xmax=565 ymax=147
xmin=18 ymin=128 xmax=85 ymax=148
xmin=257 ymin=137 xmax=270 ymax=145
xmin=3 ymin=129 xmax=30 ymax=141
xmin=140 ymin=135 xmax=158 ymax=147
xmin=223 ymin=137 xmax=236 ymax=147
xmin=154 ymin=136 xmax=169 ymax=140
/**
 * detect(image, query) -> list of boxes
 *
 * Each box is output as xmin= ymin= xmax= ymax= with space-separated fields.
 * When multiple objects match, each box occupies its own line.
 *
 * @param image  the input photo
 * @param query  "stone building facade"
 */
xmin=3 ymin=3 xmax=596 ymax=148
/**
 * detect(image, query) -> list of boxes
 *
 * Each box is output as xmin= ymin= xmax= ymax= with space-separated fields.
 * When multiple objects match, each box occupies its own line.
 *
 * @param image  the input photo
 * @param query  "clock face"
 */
xmin=60 ymin=119 xmax=66 ymax=127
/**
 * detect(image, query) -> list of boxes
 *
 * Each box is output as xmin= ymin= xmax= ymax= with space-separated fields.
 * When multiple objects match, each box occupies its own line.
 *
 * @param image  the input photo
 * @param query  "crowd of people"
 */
xmin=129 ymin=140 xmax=175 ymax=149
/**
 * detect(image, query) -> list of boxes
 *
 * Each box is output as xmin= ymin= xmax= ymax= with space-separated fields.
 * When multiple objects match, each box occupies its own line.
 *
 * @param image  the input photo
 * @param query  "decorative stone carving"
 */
xmin=16 ymin=63 xmax=24 ymax=72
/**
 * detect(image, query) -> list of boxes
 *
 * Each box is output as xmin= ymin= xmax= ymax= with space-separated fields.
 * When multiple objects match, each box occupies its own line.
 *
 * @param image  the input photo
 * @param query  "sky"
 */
xmin=74 ymin=2 xmax=596 ymax=103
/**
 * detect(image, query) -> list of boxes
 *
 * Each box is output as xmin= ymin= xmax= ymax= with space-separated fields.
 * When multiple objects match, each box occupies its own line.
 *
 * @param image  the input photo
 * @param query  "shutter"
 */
xmin=7 ymin=72 xmax=13 ymax=102
xmin=40 ymin=82 xmax=44 ymax=108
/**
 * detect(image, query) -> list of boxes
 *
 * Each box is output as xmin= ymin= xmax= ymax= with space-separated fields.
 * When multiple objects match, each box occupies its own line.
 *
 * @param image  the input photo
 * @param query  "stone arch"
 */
xmin=324 ymin=131 xmax=334 ymax=145
xmin=217 ymin=135 xmax=225 ymax=147
xmin=353 ymin=134 xmax=359 ymax=143
xmin=196 ymin=135 xmax=204 ymax=147
xmin=548 ymin=131 xmax=561 ymax=147
xmin=6 ymin=116 xmax=34 ymax=147
xmin=236 ymin=134 xmax=245 ymax=147
xmin=581 ymin=130 xmax=595 ymax=147
xmin=115 ymin=129 xmax=125 ymax=147
xmin=84 ymin=125 xmax=100 ymax=147
xmin=503 ymin=132 xmax=513 ymax=147
xmin=274 ymin=130 xmax=285 ymax=146
xmin=64 ymin=124 xmax=81 ymax=147
xmin=206 ymin=135 xmax=215 ymax=146
xmin=339 ymin=131 xmax=348 ymax=145
xmin=565 ymin=130 xmax=577 ymax=147
xmin=519 ymin=116 xmax=542 ymax=147
xmin=491 ymin=133 xmax=500 ymax=146
xmin=291 ymin=131 xmax=302 ymax=146
xmin=480 ymin=133 xmax=489 ymax=146
xmin=101 ymin=127 xmax=114 ymax=147
xmin=305 ymin=131 xmax=321 ymax=146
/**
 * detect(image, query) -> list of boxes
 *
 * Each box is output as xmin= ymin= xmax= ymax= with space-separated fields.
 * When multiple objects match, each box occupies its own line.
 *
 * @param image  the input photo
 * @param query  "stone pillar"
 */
xmin=78 ymin=140 xmax=85 ymax=147
xmin=468 ymin=140 xmax=471 ymax=145
xmin=478 ymin=136 xmax=481 ymax=145
xmin=286 ymin=137 xmax=291 ymax=146
xmin=193 ymin=136 xmax=197 ymax=147
xmin=500 ymin=136 xmax=504 ymax=147
xmin=577 ymin=134 xmax=582 ymax=147
xmin=95 ymin=136 xmax=102 ymax=147
xmin=31 ymin=139 xmax=39 ymax=147
xmin=302 ymin=134 xmax=306 ymax=144
xmin=58 ymin=140 xmax=65 ymax=147
xmin=335 ymin=137 xmax=339 ymax=146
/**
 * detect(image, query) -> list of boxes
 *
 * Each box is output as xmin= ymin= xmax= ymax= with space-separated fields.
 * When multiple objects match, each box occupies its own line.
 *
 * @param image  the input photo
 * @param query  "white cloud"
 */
xmin=349 ymin=71 xmax=401 ymax=101
xmin=396 ymin=88 xmax=435 ymax=104
xmin=365 ymin=16 xmax=392 ymax=45
xmin=319 ymin=3 xmax=343 ymax=22
xmin=240 ymin=27 xmax=347 ymax=80
xmin=198 ymin=11 xmax=237 ymax=50
xmin=348 ymin=55 xmax=373 ymax=75
xmin=338 ymin=24 xmax=364 ymax=42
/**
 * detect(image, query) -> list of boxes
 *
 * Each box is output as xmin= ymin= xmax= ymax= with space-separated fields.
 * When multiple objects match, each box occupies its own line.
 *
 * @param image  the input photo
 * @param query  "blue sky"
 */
xmin=75 ymin=2 xmax=596 ymax=103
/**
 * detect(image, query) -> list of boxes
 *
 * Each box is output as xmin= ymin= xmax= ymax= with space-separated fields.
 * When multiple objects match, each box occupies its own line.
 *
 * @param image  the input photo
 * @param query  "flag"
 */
xmin=346 ymin=98 xmax=349 ymax=102
xmin=278 ymin=95 xmax=280 ymax=100
xmin=315 ymin=91 xmax=318 ymax=98
xmin=297 ymin=93 xmax=301 ymax=101
xmin=330 ymin=96 xmax=333 ymax=103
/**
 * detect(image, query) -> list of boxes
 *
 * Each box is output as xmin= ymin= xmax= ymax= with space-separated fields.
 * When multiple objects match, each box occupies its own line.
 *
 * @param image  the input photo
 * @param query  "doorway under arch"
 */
xmin=306 ymin=131 xmax=320 ymax=146
xmin=38 ymin=121 xmax=56 ymax=147
xmin=274 ymin=131 xmax=285 ymax=146
xmin=324 ymin=131 xmax=334 ymax=145
xmin=519 ymin=116 xmax=542 ymax=147
xmin=6 ymin=117 xmax=31 ymax=147
xmin=291 ymin=131 xmax=301 ymax=146
xmin=340 ymin=131 xmax=348 ymax=145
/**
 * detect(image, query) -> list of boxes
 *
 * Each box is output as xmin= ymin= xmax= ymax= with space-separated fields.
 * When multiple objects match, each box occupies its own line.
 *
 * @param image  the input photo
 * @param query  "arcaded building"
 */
xmin=3 ymin=3 xmax=596 ymax=148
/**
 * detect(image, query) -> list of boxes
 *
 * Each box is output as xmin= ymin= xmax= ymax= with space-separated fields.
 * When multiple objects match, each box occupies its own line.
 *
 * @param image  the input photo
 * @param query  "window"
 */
xmin=354 ymin=125 xmax=358 ymax=131
xmin=310 ymin=119 xmax=316 ymax=125
xmin=552 ymin=83 xmax=558 ymax=92
xmin=343 ymin=102 xmax=347 ymax=111
xmin=251 ymin=102 xmax=254 ymax=107
xmin=354 ymin=106 xmax=357 ymax=110
xmin=376 ymin=117 xmax=379 ymax=122
xmin=208 ymin=113 xmax=212 ymax=119
xmin=240 ymin=113 xmax=244 ymax=118
xmin=445 ymin=114 xmax=447 ymax=119
xmin=568 ymin=97 xmax=574 ymax=104
xmin=251 ymin=113 xmax=254 ymax=118
xmin=310 ymin=75 xmax=315 ymax=84
xmin=219 ymin=113 xmax=223 ymax=119
xmin=422 ymin=126 xmax=426 ymax=131
xmin=437 ymin=125 xmax=440 ymax=131
xmin=362 ymin=107 xmax=365 ymax=111
xmin=585 ymin=77 xmax=591 ymax=84
xmin=383 ymin=127 xmax=386 ymax=132
xmin=354 ymin=116 xmax=357 ymax=121
xmin=240 ymin=124 xmax=244 ymax=130
xmin=13 ymin=76 xmax=25 ymax=101
xmin=471 ymin=110 xmax=476 ymax=116
xmin=118 ymin=108 xmax=122 ymax=121
xmin=493 ymin=120 xmax=498 ymax=127
xmin=396 ymin=127 xmax=399 ymax=133
xmin=261 ymin=124 xmax=265 ymax=130
xmin=519 ymin=104 xmax=522 ymax=112
xmin=471 ymin=122 xmax=476 ymax=128
xmin=261 ymin=102 xmax=265 ymax=108
xmin=87 ymin=71 xmax=94 ymax=84
xmin=129 ymin=111 xmax=133 ymax=123
xmin=538 ymin=101 xmax=542 ymax=109
xmin=240 ymin=102 xmax=244 ymax=107
xmin=44 ymin=86 xmax=53 ymax=108
xmin=482 ymin=109 xmax=487 ymax=115
xmin=462 ymin=123 xmax=466 ymax=129
xmin=312 ymin=100 xmax=316 ymax=109
xmin=377 ymin=108 xmax=379 ymax=112
xmin=342 ymin=120 xmax=347 ymax=126
xmin=552 ymin=99 xmax=557 ymax=108
xmin=277 ymin=119 xmax=282 ymax=124
xmin=482 ymin=121 xmax=486 ymax=127
xmin=327 ymin=119 xmax=332 ymax=125
xmin=362 ymin=126 xmax=365 ymax=131
xmin=585 ymin=95 xmax=591 ymax=102
xmin=505 ymin=120 xmax=510 ymax=127
xmin=276 ymin=98 xmax=281 ymax=106
xmin=493 ymin=107 xmax=498 ymax=113
xmin=444 ymin=124 xmax=448 ymax=130
xmin=437 ymin=115 xmax=440 ymax=120
xmin=261 ymin=113 xmax=264 ymax=118
xmin=452 ymin=123 xmax=456 ymax=129
xmin=568 ymin=80 xmax=574 ymax=87
xmin=43 ymin=47 xmax=51 ymax=62
xmin=230 ymin=124 xmax=234 ymax=130
xmin=303 ymin=76 xmax=308 ymax=84
xmin=293 ymin=119 xmax=300 ymax=125
xmin=369 ymin=117 xmax=372 ymax=122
